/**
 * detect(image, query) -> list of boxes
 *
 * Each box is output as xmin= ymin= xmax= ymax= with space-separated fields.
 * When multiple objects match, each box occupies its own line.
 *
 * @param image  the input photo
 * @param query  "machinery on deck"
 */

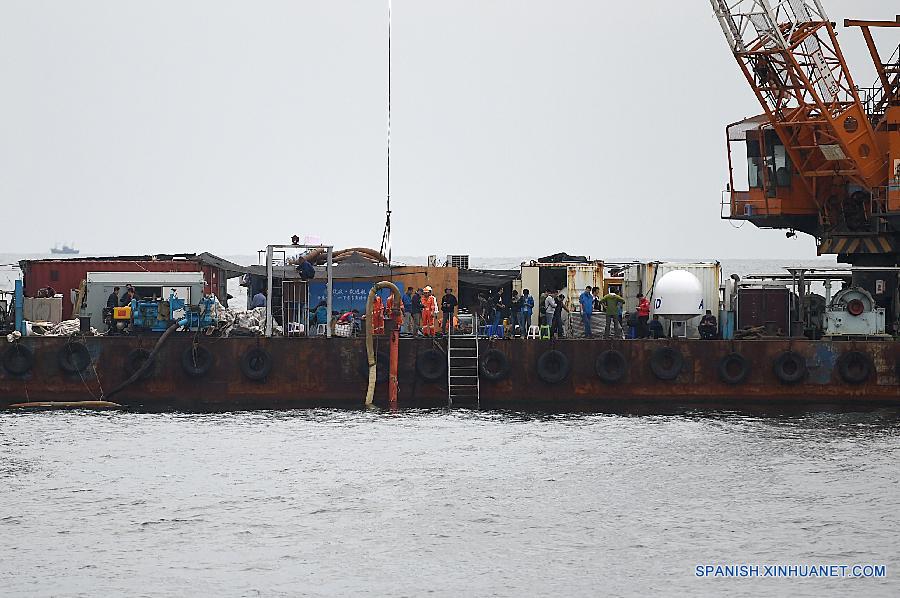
xmin=824 ymin=286 xmax=886 ymax=337
xmin=711 ymin=0 xmax=900 ymax=331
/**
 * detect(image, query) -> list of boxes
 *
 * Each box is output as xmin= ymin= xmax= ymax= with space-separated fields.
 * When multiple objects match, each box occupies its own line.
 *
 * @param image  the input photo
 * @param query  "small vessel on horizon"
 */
xmin=50 ymin=243 xmax=79 ymax=255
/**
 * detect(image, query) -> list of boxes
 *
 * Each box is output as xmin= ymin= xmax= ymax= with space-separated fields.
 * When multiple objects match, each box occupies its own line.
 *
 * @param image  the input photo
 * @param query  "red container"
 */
xmin=20 ymin=255 xmax=231 ymax=320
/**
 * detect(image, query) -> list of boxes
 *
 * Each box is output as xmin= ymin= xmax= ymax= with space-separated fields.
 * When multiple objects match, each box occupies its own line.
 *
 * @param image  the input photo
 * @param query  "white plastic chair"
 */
xmin=526 ymin=325 xmax=541 ymax=339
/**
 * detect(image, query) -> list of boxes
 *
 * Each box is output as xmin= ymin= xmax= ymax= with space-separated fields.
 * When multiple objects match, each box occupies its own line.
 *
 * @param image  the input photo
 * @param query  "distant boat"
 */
xmin=50 ymin=244 xmax=80 ymax=255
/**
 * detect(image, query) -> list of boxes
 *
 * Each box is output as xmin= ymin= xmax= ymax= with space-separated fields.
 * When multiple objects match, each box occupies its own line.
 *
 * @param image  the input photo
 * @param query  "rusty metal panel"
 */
xmin=737 ymin=287 xmax=791 ymax=332
xmin=2 ymin=337 xmax=898 ymax=410
xmin=566 ymin=264 xmax=604 ymax=308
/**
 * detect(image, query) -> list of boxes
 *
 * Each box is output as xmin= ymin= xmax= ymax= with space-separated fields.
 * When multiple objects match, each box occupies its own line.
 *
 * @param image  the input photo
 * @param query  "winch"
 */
xmin=824 ymin=287 xmax=886 ymax=337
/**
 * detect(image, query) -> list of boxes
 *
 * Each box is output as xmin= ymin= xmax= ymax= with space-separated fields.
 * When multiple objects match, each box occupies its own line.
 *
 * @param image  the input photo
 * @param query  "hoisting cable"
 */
xmin=379 ymin=0 xmax=392 ymax=266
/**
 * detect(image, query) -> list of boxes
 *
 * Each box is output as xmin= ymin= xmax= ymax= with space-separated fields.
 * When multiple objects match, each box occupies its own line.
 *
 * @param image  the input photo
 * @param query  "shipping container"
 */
xmin=736 ymin=287 xmax=791 ymax=334
xmin=520 ymin=262 xmax=604 ymax=310
xmin=19 ymin=253 xmax=246 ymax=320
xmin=623 ymin=262 xmax=722 ymax=338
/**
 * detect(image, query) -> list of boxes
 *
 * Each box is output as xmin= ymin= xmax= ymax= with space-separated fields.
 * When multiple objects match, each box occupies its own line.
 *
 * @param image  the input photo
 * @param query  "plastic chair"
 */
xmin=526 ymin=325 xmax=541 ymax=339
xmin=540 ymin=324 xmax=551 ymax=340
xmin=316 ymin=323 xmax=327 ymax=336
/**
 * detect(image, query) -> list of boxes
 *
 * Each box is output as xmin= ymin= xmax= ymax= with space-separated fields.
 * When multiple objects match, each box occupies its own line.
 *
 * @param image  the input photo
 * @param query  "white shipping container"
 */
xmin=623 ymin=262 xmax=721 ymax=338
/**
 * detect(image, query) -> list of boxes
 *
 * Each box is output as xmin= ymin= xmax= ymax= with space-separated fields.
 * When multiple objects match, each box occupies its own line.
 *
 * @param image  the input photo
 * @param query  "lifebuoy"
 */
xmin=837 ymin=351 xmax=871 ymax=385
xmin=241 ymin=348 xmax=273 ymax=381
xmin=416 ymin=349 xmax=447 ymax=382
xmin=595 ymin=350 xmax=627 ymax=384
xmin=649 ymin=346 xmax=683 ymax=381
xmin=773 ymin=351 xmax=806 ymax=384
xmin=125 ymin=348 xmax=154 ymax=380
xmin=182 ymin=345 xmax=214 ymax=377
xmin=2 ymin=343 xmax=34 ymax=376
xmin=536 ymin=350 xmax=569 ymax=384
xmin=58 ymin=342 xmax=91 ymax=374
xmin=718 ymin=352 xmax=749 ymax=385
xmin=480 ymin=349 xmax=510 ymax=382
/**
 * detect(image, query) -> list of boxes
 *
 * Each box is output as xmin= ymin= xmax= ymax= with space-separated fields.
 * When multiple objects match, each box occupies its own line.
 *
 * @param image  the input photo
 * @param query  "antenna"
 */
xmin=379 ymin=0 xmax=392 ymax=265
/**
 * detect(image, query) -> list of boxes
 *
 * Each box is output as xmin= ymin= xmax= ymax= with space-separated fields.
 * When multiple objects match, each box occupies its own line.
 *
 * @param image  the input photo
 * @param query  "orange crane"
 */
xmin=711 ymin=1 xmax=899 ymax=264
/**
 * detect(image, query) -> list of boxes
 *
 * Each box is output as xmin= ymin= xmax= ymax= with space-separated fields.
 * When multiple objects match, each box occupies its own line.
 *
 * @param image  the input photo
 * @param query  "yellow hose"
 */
xmin=365 ymin=281 xmax=402 ymax=406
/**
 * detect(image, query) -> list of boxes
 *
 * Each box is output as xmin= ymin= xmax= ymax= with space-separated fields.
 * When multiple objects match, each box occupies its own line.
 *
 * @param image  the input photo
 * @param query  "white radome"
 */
xmin=653 ymin=270 xmax=705 ymax=320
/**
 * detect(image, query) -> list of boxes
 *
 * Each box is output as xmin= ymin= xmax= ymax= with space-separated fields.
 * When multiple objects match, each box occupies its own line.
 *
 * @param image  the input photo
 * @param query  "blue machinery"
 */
xmin=130 ymin=294 xmax=219 ymax=333
xmin=14 ymin=279 xmax=24 ymax=334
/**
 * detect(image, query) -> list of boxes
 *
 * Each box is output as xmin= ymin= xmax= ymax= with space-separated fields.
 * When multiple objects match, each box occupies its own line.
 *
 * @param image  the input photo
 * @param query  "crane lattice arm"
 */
xmin=711 ymin=0 xmax=886 ymax=192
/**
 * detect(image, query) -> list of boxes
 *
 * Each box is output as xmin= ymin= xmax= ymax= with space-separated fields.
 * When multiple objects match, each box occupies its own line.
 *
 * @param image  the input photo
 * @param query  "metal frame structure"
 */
xmin=711 ymin=0 xmax=884 ymax=197
xmin=265 ymin=244 xmax=333 ymax=338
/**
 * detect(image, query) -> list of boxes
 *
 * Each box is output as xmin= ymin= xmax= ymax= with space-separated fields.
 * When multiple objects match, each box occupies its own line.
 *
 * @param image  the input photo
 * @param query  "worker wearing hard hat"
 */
xmin=421 ymin=286 xmax=438 ymax=336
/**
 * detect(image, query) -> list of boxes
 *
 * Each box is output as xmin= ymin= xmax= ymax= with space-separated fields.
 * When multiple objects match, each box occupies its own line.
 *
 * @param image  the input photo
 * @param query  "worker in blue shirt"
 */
xmin=520 ymin=289 xmax=534 ymax=333
xmin=296 ymin=256 xmax=316 ymax=281
xmin=250 ymin=288 xmax=267 ymax=309
xmin=579 ymin=285 xmax=594 ymax=337
xmin=400 ymin=287 xmax=413 ymax=334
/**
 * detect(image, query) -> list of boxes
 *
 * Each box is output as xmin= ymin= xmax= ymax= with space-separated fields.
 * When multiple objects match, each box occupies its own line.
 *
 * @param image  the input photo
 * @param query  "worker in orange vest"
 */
xmin=421 ymin=286 xmax=438 ymax=336
xmin=373 ymin=294 xmax=385 ymax=335
xmin=386 ymin=294 xmax=402 ymax=331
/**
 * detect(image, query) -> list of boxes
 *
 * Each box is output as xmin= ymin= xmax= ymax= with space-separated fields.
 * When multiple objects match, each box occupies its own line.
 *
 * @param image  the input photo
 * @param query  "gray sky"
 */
xmin=0 ymin=0 xmax=895 ymax=260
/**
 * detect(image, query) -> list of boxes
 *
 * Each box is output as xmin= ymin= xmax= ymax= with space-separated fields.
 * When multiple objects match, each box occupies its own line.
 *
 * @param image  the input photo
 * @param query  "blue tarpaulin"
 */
xmin=309 ymin=281 xmax=406 ymax=314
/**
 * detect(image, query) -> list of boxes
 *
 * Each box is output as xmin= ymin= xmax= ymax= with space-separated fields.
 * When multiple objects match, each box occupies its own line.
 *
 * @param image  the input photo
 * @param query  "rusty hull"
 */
xmin=1 ymin=337 xmax=898 ymax=411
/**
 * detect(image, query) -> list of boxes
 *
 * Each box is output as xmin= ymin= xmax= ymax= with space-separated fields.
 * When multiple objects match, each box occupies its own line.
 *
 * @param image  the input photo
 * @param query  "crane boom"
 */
xmin=712 ymin=0 xmax=900 ymax=264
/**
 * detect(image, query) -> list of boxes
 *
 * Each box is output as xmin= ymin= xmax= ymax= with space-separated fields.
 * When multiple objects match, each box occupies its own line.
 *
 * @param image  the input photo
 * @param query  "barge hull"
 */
xmin=1 ymin=337 xmax=898 ymax=411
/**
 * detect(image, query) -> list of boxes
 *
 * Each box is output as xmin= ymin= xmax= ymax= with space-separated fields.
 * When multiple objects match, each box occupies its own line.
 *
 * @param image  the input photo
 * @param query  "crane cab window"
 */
xmin=746 ymin=131 xmax=791 ymax=192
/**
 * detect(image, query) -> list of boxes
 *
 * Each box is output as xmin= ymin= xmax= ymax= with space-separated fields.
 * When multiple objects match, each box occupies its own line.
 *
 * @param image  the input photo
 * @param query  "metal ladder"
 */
xmin=447 ymin=312 xmax=480 ymax=408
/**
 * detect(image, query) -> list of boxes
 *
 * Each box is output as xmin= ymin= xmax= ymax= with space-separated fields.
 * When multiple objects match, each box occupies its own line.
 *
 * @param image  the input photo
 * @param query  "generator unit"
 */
xmin=131 ymin=300 xmax=173 ymax=333
xmin=824 ymin=287 xmax=886 ymax=337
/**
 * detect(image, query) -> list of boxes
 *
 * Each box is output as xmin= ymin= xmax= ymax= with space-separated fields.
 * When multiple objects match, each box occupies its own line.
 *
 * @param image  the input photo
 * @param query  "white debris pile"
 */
xmin=32 ymin=320 xmax=97 ymax=336
xmin=221 ymin=306 xmax=282 ymax=336
xmin=26 ymin=320 xmax=99 ymax=337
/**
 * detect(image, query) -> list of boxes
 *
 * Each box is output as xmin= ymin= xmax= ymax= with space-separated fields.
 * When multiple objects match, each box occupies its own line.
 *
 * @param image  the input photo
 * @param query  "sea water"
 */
xmin=1 ymin=409 xmax=898 ymax=597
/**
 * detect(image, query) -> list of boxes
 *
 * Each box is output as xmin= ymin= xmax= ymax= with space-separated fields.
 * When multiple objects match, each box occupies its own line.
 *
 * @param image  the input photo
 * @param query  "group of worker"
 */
xmin=385 ymin=285 xmax=456 ymax=337
xmin=540 ymin=286 xmax=668 ymax=340
xmin=106 ymin=285 xmax=137 ymax=309
xmin=261 ymin=281 xmax=720 ymax=340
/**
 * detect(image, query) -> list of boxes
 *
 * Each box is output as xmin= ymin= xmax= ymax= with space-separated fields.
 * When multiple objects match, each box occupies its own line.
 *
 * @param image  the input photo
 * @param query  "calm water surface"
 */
xmin=1 ymin=409 xmax=898 ymax=597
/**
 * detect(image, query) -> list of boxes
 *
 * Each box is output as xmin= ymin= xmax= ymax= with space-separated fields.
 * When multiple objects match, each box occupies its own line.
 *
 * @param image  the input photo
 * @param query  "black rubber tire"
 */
xmin=416 ymin=349 xmax=446 ymax=382
xmin=837 ymin=351 xmax=871 ymax=385
xmin=536 ymin=350 xmax=569 ymax=384
xmin=595 ymin=350 xmax=627 ymax=384
xmin=58 ymin=342 xmax=91 ymax=374
xmin=480 ymin=349 xmax=510 ymax=382
xmin=181 ymin=345 xmax=214 ymax=378
xmin=717 ymin=352 xmax=749 ymax=385
xmin=241 ymin=348 xmax=273 ymax=381
xmin=773 ymin=351 xmax=807 ymax=384
xmin=649 ymin=346 xmax=683 ymax=381
xmin=125 ymin=348 xmax=154 ymax=380
xmin=2 ymin=343 xmax=34 ymax=376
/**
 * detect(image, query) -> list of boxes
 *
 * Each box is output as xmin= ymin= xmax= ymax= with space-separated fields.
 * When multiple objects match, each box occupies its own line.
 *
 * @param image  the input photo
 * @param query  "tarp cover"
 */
xmin=457 ymin=269 xmax=519 ymax=291
xmin=538 ymin=252 xmax=588 ymax=264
